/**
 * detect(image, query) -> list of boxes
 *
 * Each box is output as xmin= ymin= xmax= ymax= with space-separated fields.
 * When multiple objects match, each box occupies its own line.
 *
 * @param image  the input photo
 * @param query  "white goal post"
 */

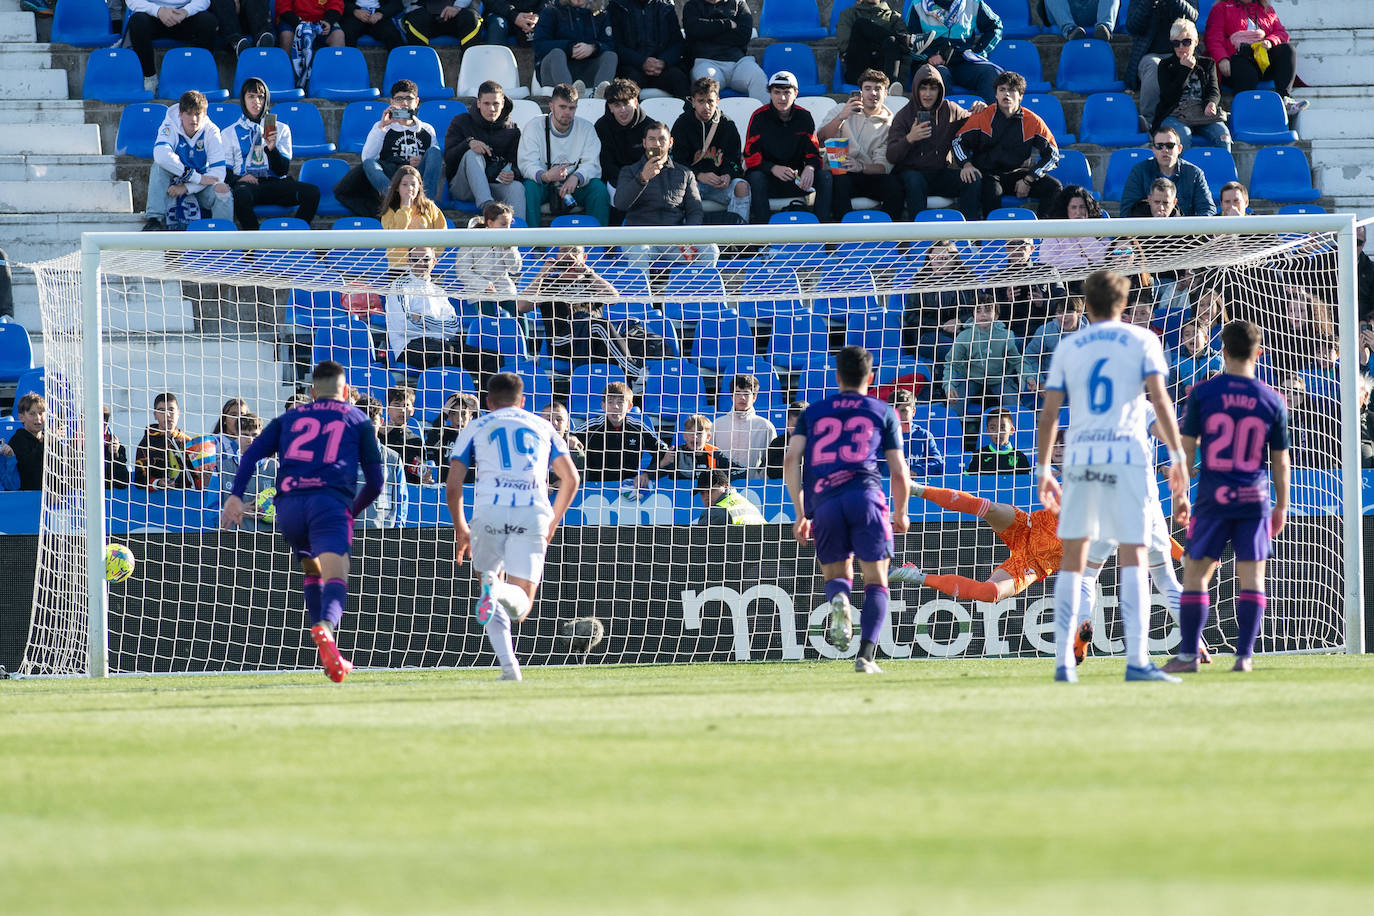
xmin=18 ymin=214 xmax=1365 ymax=677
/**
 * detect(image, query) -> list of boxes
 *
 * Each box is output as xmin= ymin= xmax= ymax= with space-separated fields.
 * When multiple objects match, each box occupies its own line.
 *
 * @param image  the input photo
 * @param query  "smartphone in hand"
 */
xmin=263 ymin=112 xmax=277 ymax=141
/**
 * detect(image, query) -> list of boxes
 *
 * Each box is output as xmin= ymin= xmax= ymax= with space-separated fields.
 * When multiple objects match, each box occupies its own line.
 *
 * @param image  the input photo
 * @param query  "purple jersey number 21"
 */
xmin=283 ymin=417 xmax=347 ymax=464
xmin=810 ymin=415 xmax=876 ymax=464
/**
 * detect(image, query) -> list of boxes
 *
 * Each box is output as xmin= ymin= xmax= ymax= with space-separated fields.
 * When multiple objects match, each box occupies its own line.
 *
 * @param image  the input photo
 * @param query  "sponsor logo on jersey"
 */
xmin=1068 ymin=468 xmax=1117 ymax=486
xmin=484 ymin=523 xmax=529 ymax=535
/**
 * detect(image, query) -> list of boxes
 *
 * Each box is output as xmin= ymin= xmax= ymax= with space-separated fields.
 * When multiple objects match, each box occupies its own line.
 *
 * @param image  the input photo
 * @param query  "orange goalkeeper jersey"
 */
xmin=994 ymin=508 xmax=1065 ymax=593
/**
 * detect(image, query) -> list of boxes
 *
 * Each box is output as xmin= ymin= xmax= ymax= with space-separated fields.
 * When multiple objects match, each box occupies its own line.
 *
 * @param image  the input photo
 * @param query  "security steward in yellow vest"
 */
xmin=693 ymin=469 xmax=766 ymax=526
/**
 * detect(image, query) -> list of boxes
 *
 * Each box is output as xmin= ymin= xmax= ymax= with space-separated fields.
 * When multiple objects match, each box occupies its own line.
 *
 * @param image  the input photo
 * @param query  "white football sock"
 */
xmin=1120 ymin=565 xmax=1150 ymax=668
xmin=1150 ymin=560 xmax=1182 ymax=626
xmin=484 ymin=604 xmax=520 ymax=676
xmin=498 ymin=583 xmax=531 ymax=623
xmin=1053 ymin=571 xmax=1084 ymax=670
xmin=1079 ymin=566 xmax=1101 ymax=625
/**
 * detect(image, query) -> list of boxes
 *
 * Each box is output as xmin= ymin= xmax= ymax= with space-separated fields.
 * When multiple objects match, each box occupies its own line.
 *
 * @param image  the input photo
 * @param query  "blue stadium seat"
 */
xmin=1182 ymin=147 xmax=1238 ymax=203
xmin=312 ymin=321 xmax=381 ymax=368
xmin=232 ymin=47 xmax=305 ymax=102
xmin=812 ymin=263 xmax=881 ymax=316
xmin=737 ymin=266 xmax=806 ymax=320
xmin=1023 ymin=93 xmax=1075 ymax=145
xmin=692 ymin=311 xmax=753 ymax=375
xmin=1248 ymin=146 xmax=1320 ymax=203
xmin=946 ymin=93 xmax=983 ymax=111
xmin=1053 ymin=148 xmax=1094 ymax=194
xmin=1101 ymin=148 xmax=1153 ymax=201
xmin=840 ymin=209 xmax=890 ymax=224
xmin=466 ymin=313 xmax=530 ymax=360
xmin=983 ymin=0 xmax=1045 ymax=38
xmin=208 ymin=102 xmax=241 ymax=131
xmin=844 ymin=308 xmax=907 ymax=367
xmin=567 ymin=364 xmax=628 ymax=421
xmin=0 ymin=321 xmax=34 ymax=384
xmin=714 ymin=358 xmax=786 ymax=413
xmin=1196 ymin=0 xmax=1220 ymax=30
xmin=758 ymin=0 xmax=826 ymax=40
xmin=12 ymin=367 xmax=43 ymax=417
xmin=284 ymin=288 xmax=347 ymax=330
xmin=792 ymin=365 xmax=837 ymax=403
xmin=52 ymin=0 xmax=118 ymax=47
xmin=829 ymin=0 xmax=857 ymax=34
xmin=1055 ymin=40 xmax=1124 ymax=95
xmin=331 ymin=216 xmax=383 ymax=230
xmin=663 ymin=265 xmax=729 ymax=323
xmin=1277 ymin=204 xmax=1326 ymax=215
xmin=988 ymin=207 xmax=1037 ymax=220
xmin=508 ymin=359 xmax=555 ymax=413
xmin=759 ymin=44 xmax=827 ymax=96
xmin=412 ymin=367 xmax=477 ymax=424
xmin=82 ymin=49 xmax=153 ymax=104
xmin=418 ymin=99 xmax=464 ymax=151
xmin=639 ymin=359 xmax=711 ymax=425
xmin=299 ymin=159 xmax=353 ymax=216
xmin=339 ymin=100 xmax=389 ymax=154
xmin=989 ymin=40 xmax=1051 ymax=92
xmin=767 ymin=313 xmax=832 ymax=371
xmin=157 ymin=48 xmax=229 ymax=101
xmin=273 ymin=101 xmax=336 ymax=156
xmin=259 ymin=217 xmax=312 ymax=230
xmin=915 ymin=208 xmax=964 ymax=221
xmin=550 ymin=214 xmax=602 ymax=228
xmin=1078 ymin=93 xmax=1147 ymax=147
xmin=187 ymin=218 xmax=237 ymax=231
xmin=831 ymin=56 xmax=859 ymax=94
xmin=307 ymin=48 xmax=381 ymax=101
xmin=766 ymin=210 xmax=825 ymax=269
xmin=115 ymin=102 xmax=166 ymax=157
xmin=1230 ymin=90 xmax=1299 ymax=145
xmin=382 ymin=46 xmax=453 ymax=101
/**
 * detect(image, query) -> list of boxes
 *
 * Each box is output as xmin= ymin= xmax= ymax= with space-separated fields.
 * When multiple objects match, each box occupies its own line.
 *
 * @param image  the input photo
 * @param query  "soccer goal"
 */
xmin=18 ymin=214 xmax=1365 ymax=677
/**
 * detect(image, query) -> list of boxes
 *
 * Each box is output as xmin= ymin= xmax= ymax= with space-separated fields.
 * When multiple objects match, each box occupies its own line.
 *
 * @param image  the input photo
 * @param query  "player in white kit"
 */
xmin=1034 ymin=270 xmax=1190 ymax=684
xmin=447 ymin=372 xmax=581 ymax=680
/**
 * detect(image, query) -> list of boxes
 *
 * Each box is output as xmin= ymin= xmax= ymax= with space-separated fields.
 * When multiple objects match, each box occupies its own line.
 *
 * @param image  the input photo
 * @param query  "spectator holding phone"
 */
xmin=334 ymin=80 xmax=442 ymax=219
xmin=224 ymin=78 xmax=320 ymax=230
xmin=887 ymin=64 xmax=975 ymax=220
xmin=818 ymin=69 xmax=903 ymax=221
xmin=615 ymin=121 xmax=719 ymax=271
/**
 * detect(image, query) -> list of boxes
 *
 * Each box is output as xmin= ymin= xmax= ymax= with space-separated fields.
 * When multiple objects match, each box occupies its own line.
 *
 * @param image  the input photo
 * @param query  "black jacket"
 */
xmin=671 ymin=103 xmax=745 ymax=180
xmin=1125 ymin=0 xmax=1199 ymax=90
xmin=595 ymin=105 xmax=650 ymax=188
xmin=9 ymin=427 xmax=42 ymax=491
xmin=614 ymin=155 xmax=704 ymax=226
xmin=966 ymin=444 xmax=1031 ymax=476
xmin=1151 ymin=53 xmax=1221 ymax=133
xmin=443 ymin=95 xmax=523 ymax=181
xmin=682 ymin=0 xmax=752 ymax=64
xmin=533 ymin=2 xmax=615 ymax=64
xmin=608 ymin=0 xmax=685 ymax=71
xmin=1359 ymin=250 xmax=1374 ymax=321
xmin=742 ymin=103 xmax=822 ymax=175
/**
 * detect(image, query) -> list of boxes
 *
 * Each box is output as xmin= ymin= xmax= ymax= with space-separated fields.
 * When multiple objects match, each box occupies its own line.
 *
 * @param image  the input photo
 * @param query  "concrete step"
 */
xmin=1286 ymin=29 xmax=1374 ymax=89
xmin=0 ymin=100 xmax=88 ymax=125
xmin=0 ymin=124 xmax=103 ymax=155
xmin=0 ymin=67 xmax=69 ymax=100
xmin=0 ymin=11 xmax=36 ymax=42
xmin=1273 ymin=0 xmax=1373 ymax=30
xmin=0 ymin=212 xmax=146 ymax=264
xmin=1308 ymin=140 xmax=1374 ymax=202
xmin=0 ymin=41 xmax=55 ymax=70
xmin=0 ymin=153 xmax=117 ymax=181
xmin=0 ymin=180 xmax=131 ymax=213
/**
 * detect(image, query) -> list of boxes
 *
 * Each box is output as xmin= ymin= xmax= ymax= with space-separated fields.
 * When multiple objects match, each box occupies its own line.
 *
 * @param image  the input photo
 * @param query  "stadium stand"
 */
xmin=231 ymin=48 xmax=304 ymax=102
xmin=156 ymin=48 xmax=229 ymax=102
xmin=271 ymin=101 xmax=336 ymax=156
xmin=82 ymin=49 xmax=153 ymax=104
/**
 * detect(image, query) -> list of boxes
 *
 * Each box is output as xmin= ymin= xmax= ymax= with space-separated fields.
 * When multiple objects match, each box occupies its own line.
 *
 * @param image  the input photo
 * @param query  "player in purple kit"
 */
xmin=221 ymin=361 xmax=385 ymax=683
xmin=784 ymin=346 xmax=910 ymax=674
xmin=1163 ymin=320 xmax=1291 ymax=674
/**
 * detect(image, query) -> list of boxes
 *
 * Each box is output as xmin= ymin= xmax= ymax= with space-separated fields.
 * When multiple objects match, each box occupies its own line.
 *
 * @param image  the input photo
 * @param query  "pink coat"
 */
xmin=1204 ymin=1 xmax=1291 ymax=63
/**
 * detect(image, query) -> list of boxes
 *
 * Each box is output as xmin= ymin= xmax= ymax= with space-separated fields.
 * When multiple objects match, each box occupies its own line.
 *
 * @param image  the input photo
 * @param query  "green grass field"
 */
xmin=4 ymin=655 xmax=1374 ymax=915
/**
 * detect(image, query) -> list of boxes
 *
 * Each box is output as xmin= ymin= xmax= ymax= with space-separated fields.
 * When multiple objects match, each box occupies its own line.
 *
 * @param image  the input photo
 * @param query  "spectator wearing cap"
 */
xmin=693 ymin=468 xmax=765 ymax=525
xmin=950 ymin=71 xmax=1062 ymax=219
xmin=1120 ymin=126 xmax=1213 ymax=217
xmin=816 ymin=68 xmax=903 ymax=222
xmin=742 ymin=71 xmax=832 ymax=224
xmin=682 ymin=0 xmax=768 ymax=102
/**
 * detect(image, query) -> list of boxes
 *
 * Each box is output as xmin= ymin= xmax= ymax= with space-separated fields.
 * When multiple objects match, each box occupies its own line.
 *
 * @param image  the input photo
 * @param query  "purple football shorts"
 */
xmin=811 ymin=488 xmax=894 ymax=565
xmin=1187 ymin=513 xmax=1271 ymax=563
xmin=275 ymin=492 xmax=354 ymax=560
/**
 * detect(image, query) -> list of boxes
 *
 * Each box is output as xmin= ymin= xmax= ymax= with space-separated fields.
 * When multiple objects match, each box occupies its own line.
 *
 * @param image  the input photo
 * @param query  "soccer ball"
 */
xmin=254 ymin=487 xmax=276 ymax=525
xmin=105 ymin=544 xmax=135 ymax=583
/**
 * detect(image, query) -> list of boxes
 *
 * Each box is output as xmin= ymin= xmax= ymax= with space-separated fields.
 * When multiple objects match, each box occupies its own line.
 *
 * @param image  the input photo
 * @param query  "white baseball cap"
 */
xmin=767 ymin=71 xmax=799 ymax=90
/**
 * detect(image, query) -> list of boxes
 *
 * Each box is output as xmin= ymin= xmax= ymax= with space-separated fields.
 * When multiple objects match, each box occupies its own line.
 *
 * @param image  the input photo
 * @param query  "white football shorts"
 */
xmin=1086 ymin=482 xmax=1173 ymax=565
xmin=470 ymin=505 xmax=554 ymax=584
xmin=1057 ymin=462 xmax=1152 ymax=545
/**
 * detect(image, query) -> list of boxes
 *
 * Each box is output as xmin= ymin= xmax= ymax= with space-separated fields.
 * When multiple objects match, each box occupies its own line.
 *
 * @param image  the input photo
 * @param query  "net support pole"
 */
xmin=81 ymin=237 xmax=109 ymax=677
xmin=1337 ymin=218 xmax=1366 ymax=655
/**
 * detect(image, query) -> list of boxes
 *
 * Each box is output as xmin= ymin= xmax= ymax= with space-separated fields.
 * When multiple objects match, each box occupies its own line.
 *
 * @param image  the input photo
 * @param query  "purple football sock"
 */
xmin=1234 ymin=590 xmax=1266 ymax=658
xmin=860 ymin=584 xmax=889 ymax=645
xmin=303 ymin=575 xmax=323 ymax=626
xmin=1178 ymin=591 xmax=1209 ymax=656
xmin=321 ymin=578 xmax=347 ymax=631
xmin=825 ymin=578 xmax=853 ymax=604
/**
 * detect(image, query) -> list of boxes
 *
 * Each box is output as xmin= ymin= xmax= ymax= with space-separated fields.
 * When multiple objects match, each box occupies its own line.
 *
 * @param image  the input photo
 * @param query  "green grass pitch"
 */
xmin=4 ymin=655 xmax=1373 ymax=915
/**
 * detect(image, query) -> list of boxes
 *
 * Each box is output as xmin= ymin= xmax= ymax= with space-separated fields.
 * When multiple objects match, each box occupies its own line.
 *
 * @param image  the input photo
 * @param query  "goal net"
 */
xmin=18 ymin=216 xmax=1363 ymax=676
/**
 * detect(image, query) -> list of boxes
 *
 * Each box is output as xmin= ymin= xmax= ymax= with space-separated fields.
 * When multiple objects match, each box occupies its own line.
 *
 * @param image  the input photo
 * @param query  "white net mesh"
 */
xmin=19 ymin=219 xmax=1358 ymax=675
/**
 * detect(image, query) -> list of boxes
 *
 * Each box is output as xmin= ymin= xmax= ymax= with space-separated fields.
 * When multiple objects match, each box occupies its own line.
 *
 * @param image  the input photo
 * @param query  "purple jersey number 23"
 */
xmin=810 ymin=415 xmax=876 ymax=464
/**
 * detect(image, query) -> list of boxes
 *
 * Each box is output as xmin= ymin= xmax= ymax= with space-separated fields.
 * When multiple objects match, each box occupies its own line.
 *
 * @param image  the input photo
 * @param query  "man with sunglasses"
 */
xmin=1119 ymin=126 xmax=1214 ymax=218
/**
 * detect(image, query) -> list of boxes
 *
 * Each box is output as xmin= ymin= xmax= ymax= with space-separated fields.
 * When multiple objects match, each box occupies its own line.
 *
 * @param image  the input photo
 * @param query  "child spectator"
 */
xmin=903 ymin=238 xmax=977 ymax=366
xmin=456 ymin=201 xmax=525 ymax=331
xmin=334 ymin=81 xmax=442 ymax=219
xmin=134 ymin=392 xmax=207 ymax=490
xmin=575 ymin=382 xmax=673 ymax=487
xmin=8 ymin=393 xmax=45 ymax=491
xmin=712 ymin=373 xmax=777 ymax=474
xmin=541 ymin=400 xmax=586 ymax=479
xmin=1171 ymin=317 xmax=1222 ymax=402
xmin=383 ymin=386 xmax=434 ymax=484
xmin=222 ymin=412 xmax=277 ymax=529
xmin=943 ymin=297 xmax=1023 ymax=421
xmin=426 ymin=391 xmax=480 ymax=483
xmin=966 ymin=408 xmax=1031 ymax=476
xmin=661 ymin=414 xmax=738 ymax=481
xmin=763 ymin=399 xmax=807 ymax=480
xmin=354 ymin=395 xmax=409 ymax=527
xmin=890 ymin=389 xmax=946 ymax=478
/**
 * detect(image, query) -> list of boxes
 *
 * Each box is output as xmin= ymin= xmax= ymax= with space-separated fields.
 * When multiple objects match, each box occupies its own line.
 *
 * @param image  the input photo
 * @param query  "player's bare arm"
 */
xmin=783 ymin=433 xmax=810 ymax=544
xmin=446 ymin=458 xmax=471 ymax=561
xmin=1144 ymin=373 xmax=1190 ymax=527
xmin=884 ymin=448 xmax=910 ymax=533
xmin=547 ymin=452 xmax=581 ymax=542
xmin=1035 ymin=388 xmax=1065 ymax=512
xmin=1270 ymin=447 xmax=1290 ymax=539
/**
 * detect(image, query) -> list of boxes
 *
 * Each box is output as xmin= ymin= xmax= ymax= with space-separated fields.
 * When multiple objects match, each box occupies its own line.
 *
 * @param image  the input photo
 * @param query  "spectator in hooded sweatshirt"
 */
xmin=223 ymin=78 xmax=320 ymax=230
xmin=444 ymin=79 xmax=526 ymax=216
xmin=887 ymin=63 xmax=976 ymax=219
xmin=682 ymin=0 xmax=767 ymax=101
xmin=142 ymin=90 xmax=232 ymax=231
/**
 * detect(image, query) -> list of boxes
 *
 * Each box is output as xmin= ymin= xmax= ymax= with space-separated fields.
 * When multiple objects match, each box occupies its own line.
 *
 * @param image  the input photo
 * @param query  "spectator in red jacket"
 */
xmin=742 ymin=71 xmax=831 ymax=223
xmin=274 ymin=0 xmax=345 ymax=54
xmin=1203 ymin=0 xmax=1306 ymax=116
